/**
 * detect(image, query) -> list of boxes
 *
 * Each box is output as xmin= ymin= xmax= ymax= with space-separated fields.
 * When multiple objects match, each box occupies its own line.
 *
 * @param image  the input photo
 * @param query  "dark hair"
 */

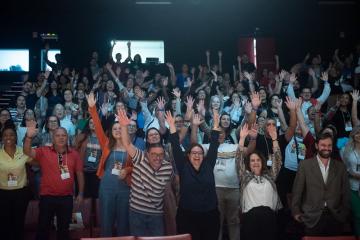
xmin=145 ymin=127 xmax=163 ymax=147
xmin=146 ymin=142 xmax=164 ymax=152
xmin=319 ymin=124 xmax=338 ymax=140
xmin=45 ymin=115 xmax=60 ymax=132
xmin=186 ymin=143 xmax=204 ymax=156
xmin=244 ymin=150 xmax=268 ymax=175
xmin=316 ymin=132 xmax=334 ymax=144
xmin=1 ymin=120 xmax=17 ymax=142
xmin=20 ymin=109 xmax=35 ymax=127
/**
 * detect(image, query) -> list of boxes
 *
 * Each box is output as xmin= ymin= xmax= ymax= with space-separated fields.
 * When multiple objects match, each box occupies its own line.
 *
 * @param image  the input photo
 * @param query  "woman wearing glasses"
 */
xmin=86 ymin=92 xmax=133 ymax=237
xmin=165 ymin=110 xmax=221 ymax=240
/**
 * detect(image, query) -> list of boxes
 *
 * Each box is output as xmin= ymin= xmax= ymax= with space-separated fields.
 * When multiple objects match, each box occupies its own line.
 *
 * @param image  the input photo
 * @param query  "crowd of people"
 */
xmin=0 ymin=40 xmax=360 ymax=240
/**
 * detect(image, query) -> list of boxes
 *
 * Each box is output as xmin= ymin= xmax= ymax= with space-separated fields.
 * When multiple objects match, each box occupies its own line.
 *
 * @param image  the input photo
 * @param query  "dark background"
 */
xmin=0 ymin=0 xmax=359 ymax=74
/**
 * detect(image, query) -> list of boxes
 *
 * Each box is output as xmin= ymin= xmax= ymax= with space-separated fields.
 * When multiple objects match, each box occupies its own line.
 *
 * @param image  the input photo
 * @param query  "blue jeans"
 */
xmin=129 ymin=209 xmax=164 ymax=236
xmin=99 ymin=187 xmax=130 ymax=237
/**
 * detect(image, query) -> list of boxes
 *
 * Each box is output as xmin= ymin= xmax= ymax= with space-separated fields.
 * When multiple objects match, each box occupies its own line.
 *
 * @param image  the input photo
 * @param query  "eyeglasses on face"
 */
xmin=190 ymin=151 xmax=204 ymax=156
xmin=149 ymin=152 xmax=165 ymax=159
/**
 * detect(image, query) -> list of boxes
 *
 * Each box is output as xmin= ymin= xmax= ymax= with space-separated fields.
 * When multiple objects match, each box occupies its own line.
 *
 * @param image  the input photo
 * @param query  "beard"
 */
xmin=318 ymin=149 xmax=332 ymax=158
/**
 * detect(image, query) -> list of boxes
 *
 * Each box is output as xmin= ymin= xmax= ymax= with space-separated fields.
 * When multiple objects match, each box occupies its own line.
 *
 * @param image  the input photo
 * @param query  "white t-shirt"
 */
xmin=202 ymin=143 xmax=239 ymax=188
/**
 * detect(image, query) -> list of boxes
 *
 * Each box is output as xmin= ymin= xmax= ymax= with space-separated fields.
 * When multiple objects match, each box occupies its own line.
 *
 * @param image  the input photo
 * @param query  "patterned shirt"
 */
xmin=130 ymin=149 xmax=173 ymax=215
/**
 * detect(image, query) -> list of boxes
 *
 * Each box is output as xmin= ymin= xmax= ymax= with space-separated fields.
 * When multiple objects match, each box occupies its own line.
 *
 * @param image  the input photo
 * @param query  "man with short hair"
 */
xmin=118 ymin=109 xmax=173 ymax=237
xmin=23 ymin=124 xmax=84 ymax=240
xmin=291 ymin=132 xmax=350 ymax=236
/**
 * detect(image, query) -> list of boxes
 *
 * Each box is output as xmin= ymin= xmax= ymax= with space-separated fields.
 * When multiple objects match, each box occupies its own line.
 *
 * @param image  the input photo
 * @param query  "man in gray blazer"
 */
xmin=291 ymin=132 xmax=350 ymax=236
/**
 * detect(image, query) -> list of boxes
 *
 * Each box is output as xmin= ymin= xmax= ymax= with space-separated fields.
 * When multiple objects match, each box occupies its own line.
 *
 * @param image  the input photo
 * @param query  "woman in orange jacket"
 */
xmin=86 ymin=92 xmax=133 ymax=237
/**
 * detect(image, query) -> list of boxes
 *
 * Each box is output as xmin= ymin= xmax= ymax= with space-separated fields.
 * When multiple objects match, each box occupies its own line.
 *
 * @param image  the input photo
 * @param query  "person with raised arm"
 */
xmin=117 ymin=109 xmax=173 ymax=237
xmin=166 ymin=109 xmax=221 ymax=240
xmin=350 ymin=90 xmax=360 ymax=127
xmin=237 ymin=123 xmax=282 ymax=240
xmin=23 ymin=121 xmax=84 ymax=240
xmin=86 ymin=92 xmax=133 ymax=237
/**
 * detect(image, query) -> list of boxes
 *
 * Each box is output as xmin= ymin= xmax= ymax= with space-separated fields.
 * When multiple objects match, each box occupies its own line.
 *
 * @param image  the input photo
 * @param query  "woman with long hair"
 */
xmin=86 ymin=91 xmax=133 ymax=237
xmin=342 ymin=126 xmax=360 ymax=237
xmin=237 ymin=123 xmax=282 ymax=240
xmin=74 ymin=118 xmax=101 ymax=198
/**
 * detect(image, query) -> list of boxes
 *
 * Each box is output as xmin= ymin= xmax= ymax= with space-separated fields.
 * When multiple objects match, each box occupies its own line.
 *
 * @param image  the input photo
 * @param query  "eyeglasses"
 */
xmin=149 ymin=153 xmax=165 ymax=159
xmin=190 ymin=151 xmax=204 ymax=156
xmin=128 ymin=125 xmax=137 ymax=128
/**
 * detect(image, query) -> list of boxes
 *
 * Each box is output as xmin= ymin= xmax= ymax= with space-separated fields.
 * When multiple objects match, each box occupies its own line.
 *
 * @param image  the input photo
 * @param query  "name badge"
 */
xmin=7 ymin=174 xmax=18 ymax=187
xmin=345 ymin=121 xmax=353 ymax=132
xmin=61 ymin=172 xmax=70 ymax=180
xmin=267 ymin=159 xmax=272 ymax=167
xmin=8 ymin=180 xmax=18 ymax=187
xmin=112 ymin=161 xmax=122 ymax=176
xmin=87 ymin=156 xmax=96 ymax=163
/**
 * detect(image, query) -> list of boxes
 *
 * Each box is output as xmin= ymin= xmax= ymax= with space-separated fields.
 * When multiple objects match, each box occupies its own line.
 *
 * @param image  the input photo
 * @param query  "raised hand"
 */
xmin=239 ymin=123 xmax=250 ymax=139
xmin=268 ymin=124 xmax=277 ymax=141
xmin=285 ymin=96 xmax=296 ymax=111
xmin=127 ymin=41 xmax=131 ymax=48
xmin=279 ymin=70 xmax=287 ymax=81
xmin=172 ymin=88 xmax=181 ymax=99
xmin=156 ymin=96 xmax=166 ymax=110
xmin=166 ymin=63 xmax=174 ymax=69
xmin=185 ymin=96 xmax=195 ymax=110
xmin=165 ymin=110 xmax=175 ymax=126
xmin=26 ymin=120 xmax=38 ymax=138
xmin=244 ymin=71 xmax=254 ymax=82
xmin=244 ymin=101 xmax=252 ymax=114
xmin=134 ymin=88 xmax=145 ymax=100
xmin=351 ymin=90 xmax=360 ymax=102
xmin=250 ymin=92 xmax=261 ymax=110
xmin=192 ymin=113 xmax=203 ymax=126
xmin=295 ymin=97 xmax=303 ymax=111
xmin=237 ymin=56 xmax=241 ymax=63
xmin=101 ymin=103 xmax=110 ymax=116
xmin=218 ymin=51 xmax=223 ymax=57
xmin=249 ymin=123 xmax=259 ymax=139
xmin=308 ymin=68 xmax=316 ymax=78
xmin=206 ymin=50 xmax=210 ymax=57
xmin=190 ymin=67 xmax=196 ymax=75
xmin=320 ymin=72 xmax=328 ymax=82
xmin=86 ymin=92 xmax=97 ymax=107
xmin=116 ymin=109 xmax=131 ymax=126
xmin=130 ymin=110 xmax=138 ymax=121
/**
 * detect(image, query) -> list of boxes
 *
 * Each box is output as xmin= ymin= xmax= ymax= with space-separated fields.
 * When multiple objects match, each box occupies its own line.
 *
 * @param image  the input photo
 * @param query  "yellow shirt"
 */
xmin=0 ymin=147 xmax=32 ymax=190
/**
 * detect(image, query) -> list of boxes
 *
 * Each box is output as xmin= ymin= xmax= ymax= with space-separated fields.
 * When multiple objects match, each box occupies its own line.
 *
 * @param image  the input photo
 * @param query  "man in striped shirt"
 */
xmin=118 ymin=110 xmax=173 ymax=236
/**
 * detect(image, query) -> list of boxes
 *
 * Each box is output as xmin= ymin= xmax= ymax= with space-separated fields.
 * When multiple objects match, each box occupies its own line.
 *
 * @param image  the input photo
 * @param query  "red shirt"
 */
xmin=35 ymin=146 xmax=83 ymax=196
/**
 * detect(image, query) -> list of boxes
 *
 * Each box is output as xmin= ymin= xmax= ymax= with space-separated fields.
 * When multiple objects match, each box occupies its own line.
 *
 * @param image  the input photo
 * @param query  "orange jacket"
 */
xmin=88 ymin=105 xmax=133 ymax=186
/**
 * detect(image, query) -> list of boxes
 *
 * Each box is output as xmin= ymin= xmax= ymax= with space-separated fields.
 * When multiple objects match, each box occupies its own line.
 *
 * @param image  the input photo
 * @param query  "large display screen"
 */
xmin=41 ymin=49 xmax=61 ymax=71
xmin=0 ymin=49 xmax=29 ymax=72
xmin=111 ymin=40 xmax=165 ymax=63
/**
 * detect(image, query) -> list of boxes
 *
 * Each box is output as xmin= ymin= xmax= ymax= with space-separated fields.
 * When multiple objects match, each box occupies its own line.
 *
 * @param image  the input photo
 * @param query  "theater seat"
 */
xmin=302 ymin=236 xmax=356 ymax=240
xmin=137 ymin=234 xmax=192 ymax=240
xmin=81 ymin=237 xmax=135 ymax=240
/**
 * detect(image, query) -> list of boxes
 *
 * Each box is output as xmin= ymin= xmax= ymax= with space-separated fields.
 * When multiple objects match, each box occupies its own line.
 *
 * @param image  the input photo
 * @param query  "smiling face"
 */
xmin=111 ymin=123 xmax=122 ymax=140
xmin=270 ymin=95 xmax=280 ymax=108
xmin=259 ymin=89 xmax=267 ymax=102
xmin=64 ymin=90 xmax=73 ymax=102
xmin=147 ymin=129 xmax=161 ymax=144
xmin=249 ymin=153 xmax=263 ymax=176
xmin=146 ymin=146 xmax=165 ymax=171
xmin=197 ymin=90 xmax=206 ymax=100
xmin=2 ymin=128 xmax=16 ymax=147
xmin=54 ymin=104 xmax=65 ymax=119
xmin=211 ymin=96 xmax=221 ymax=110
xmin=47 ymin=116 xmax=59 ymax=131
xmin=188 ymin=146 xmax=204 ymax=171
xmin=315 ymin=137 xmax=333 ymax=158
xmin=220 ymin=114 xmax=231 ymax=128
